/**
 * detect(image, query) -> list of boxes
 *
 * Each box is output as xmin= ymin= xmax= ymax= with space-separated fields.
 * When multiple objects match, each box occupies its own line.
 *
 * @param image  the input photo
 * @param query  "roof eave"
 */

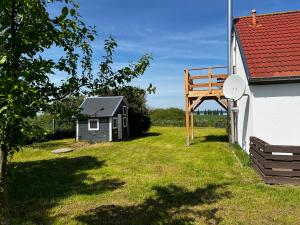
xmin=249 ymin=76 xmax=300 ymax=85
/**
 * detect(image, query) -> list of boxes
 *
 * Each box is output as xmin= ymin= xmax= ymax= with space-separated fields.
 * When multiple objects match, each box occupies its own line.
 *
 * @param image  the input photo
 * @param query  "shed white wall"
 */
xmin=233 ymin=33 xmax=300 ymax=153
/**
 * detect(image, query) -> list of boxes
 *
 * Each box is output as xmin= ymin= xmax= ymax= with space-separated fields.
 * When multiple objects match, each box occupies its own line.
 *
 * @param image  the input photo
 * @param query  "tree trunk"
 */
xmin=0 ymin=148 xmax=9 ymax=225
xmin=0 ymin=148 xmax=8 ymax=185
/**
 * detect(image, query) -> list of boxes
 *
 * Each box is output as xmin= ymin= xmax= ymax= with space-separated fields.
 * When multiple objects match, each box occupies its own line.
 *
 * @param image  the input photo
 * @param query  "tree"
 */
xmin=0 ymin=0 xmax=152 ymax=221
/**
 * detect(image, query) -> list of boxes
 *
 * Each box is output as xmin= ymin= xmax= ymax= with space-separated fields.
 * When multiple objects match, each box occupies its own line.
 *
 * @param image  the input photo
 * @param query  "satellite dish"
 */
xmin=223 ymin=75 xmax=246 ymax=101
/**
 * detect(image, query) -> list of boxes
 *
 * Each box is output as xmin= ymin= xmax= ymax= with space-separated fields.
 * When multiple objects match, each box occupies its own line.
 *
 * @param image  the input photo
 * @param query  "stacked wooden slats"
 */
xmin=250 ymin=136 xmax=300 ymax=185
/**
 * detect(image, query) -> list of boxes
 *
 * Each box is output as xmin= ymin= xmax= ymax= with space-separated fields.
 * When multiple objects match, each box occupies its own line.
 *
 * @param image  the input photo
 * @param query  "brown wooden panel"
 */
xmin=265 ymin=154 xmax=300 ymax=161
xmin=250 ymin=137 xmax=268 ymax=152
xmin=265 ymin=160 xmax=300 ymax=169
xmin=250 ymin=136 xmax=269 ymax=145
xmin=250 ymin=143 xmax=266 ymax=158
xmin=266 ymin=145 xmax=300 ymax=154
xmin=251 ymin=159 xmax=266 ymax=179
xmin=264 ymin=176 xmax=300 ymax=185
xmin=251 ymin=156 xmax=265 ymax=173
xmin=250 ymin=136 xmax=300 ymax=185
xmin=250 ymin=149 xmax=265 ymax=166
xmin=265 ymin=169 xmax=300 ymax=177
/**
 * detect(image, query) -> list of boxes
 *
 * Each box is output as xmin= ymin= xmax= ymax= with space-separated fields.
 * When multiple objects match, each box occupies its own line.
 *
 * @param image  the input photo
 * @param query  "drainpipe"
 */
xmin=228 ymin=0 xmax=233 ymax=75
xmin=227 ymin=0 xmax=235 ymax=143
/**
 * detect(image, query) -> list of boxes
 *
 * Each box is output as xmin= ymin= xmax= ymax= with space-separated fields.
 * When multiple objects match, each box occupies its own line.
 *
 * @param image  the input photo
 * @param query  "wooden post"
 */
xmin=185 ymin=97 xmax=190 ymax=146
xmin=191 ymin=110 xmax=194 ymax=139
xmin=208 ymin=67 xmax=212 ymax=94
xmin=184 ymin=69 xmax=190 ymax=146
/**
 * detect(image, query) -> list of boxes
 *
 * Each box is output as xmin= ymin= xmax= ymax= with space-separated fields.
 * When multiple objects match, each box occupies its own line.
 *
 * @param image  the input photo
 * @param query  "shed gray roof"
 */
xmin=80 ymin=96 xmax=124 ymax=117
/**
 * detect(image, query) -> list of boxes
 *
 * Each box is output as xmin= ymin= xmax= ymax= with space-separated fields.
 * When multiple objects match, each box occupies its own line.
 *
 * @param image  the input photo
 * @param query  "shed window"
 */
xmin=123 ymin=106 xmax=127 ymax=116
xmin=123 ymin=117 xmax=127 ymax=127
xmin=88 ymin=119 xmax=99 ymax=131
xmin=113 ymin=117 xmax=118 ymax=129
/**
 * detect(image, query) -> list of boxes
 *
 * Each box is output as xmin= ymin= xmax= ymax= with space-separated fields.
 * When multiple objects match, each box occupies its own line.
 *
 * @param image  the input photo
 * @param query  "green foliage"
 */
xmin=90 ymin=36 xmax=154 ymax=95
xmin=150 ymin=108 xmax=185 ymax=121
xmin=47 ymin=95 xmax=85 ymax=120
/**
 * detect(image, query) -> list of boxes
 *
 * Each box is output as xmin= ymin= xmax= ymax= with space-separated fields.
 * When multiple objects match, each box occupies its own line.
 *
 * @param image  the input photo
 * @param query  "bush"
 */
xmin=128 ymin=109 xmax=151 ymax=137
xmin=24 ymin=129 xmax=75 ymax=145
xmin=150 ymin=108 xmax=185 ymax=122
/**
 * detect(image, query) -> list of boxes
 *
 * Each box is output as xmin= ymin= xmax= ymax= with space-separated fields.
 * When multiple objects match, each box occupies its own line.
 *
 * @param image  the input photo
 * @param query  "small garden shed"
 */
xmin=76 ymin=96 xmax=129 ymax=142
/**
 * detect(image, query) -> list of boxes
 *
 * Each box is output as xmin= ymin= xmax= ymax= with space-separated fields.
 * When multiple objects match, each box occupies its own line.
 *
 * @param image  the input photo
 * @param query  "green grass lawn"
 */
xmin=9 ymin=127 xmax=300 ymax=225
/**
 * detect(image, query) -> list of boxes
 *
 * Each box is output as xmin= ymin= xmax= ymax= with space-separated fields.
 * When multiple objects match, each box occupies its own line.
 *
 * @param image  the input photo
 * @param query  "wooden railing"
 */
xmin=184 ymin=66 xmax=228 ymax=95
xmin=250 ymin=136 xmax=300 ymax=185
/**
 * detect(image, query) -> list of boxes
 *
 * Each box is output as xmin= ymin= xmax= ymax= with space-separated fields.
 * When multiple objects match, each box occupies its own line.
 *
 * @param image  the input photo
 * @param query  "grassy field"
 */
xmin=9 ymin=127 xmax=300 ymax=225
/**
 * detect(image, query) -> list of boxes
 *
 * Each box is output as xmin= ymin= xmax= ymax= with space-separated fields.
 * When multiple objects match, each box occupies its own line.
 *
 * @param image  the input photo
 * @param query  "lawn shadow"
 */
xmin=125 ymin=132 xmax=161 ymax=141
xmin=8 ymin=156 xmax=125 ymax=224
xmin=26 ymin=140 xmax=73 ymax=150
xmin=76 ymin=183 xmax=233 ymax=225
xmin=202 ymin=135 xmax=228 ymax=143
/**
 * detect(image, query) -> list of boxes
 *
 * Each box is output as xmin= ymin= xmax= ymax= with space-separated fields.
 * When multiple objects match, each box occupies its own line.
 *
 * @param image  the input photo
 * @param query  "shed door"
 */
xmin=118 ymin=114 xmax=122 ymax=140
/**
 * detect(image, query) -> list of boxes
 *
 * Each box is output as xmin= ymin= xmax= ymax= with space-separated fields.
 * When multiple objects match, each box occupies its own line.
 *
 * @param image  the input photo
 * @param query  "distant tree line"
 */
xmin=149 ymin=108 xmax=227 ymax=128
xmin=197 ymin=109 xmax=227 ymax=116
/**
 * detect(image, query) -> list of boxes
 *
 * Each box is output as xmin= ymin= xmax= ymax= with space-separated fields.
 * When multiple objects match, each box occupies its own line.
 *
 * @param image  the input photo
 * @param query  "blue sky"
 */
xmin=50 ymin=0 xmax=300 ymax=109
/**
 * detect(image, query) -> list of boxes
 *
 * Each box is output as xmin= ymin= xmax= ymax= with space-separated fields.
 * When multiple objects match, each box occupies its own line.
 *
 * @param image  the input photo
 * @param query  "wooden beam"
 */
xmin=189 ymin=75 xmax=208 ymax=80
xmin=211 ymin=74 xmax=228 ymax=79
xmin=208 ymin=67 xmax=212 ymax=94
xmin=216 ymin=99 xmax=228 ymax=110
xmin=188 ymin=90 xmax=224 ymax=98
xmin=191 ymin=112 xmax=194 ymax=139
xmin=184 ymin=69 xmax=189 ymax=95
xmin=189 ymin=97 xmax=204 ymax=111
xmin=190 ymin=82 xmax=223 ymax=89
xmin=185 ymin=95 xmax=190 ymax=146
xmin=190 ymin=83 xmax=209 ymax=88
xmin=188 ymin=66 xmax=227 ymax=71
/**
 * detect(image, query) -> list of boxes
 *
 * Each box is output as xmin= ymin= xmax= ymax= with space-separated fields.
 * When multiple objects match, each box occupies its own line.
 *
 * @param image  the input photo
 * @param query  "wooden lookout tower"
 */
xmin=184 ymin=66 xmax=228 ymax=146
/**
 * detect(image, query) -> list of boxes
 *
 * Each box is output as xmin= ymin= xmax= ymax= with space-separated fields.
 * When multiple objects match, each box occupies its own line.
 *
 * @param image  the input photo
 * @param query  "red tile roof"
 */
xmin=235 ymin=10 xmax=300 ymax=79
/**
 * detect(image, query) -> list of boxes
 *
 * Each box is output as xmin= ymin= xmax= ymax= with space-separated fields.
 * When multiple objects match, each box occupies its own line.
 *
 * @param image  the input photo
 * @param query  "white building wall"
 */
xmin=233 ymin=33 xmax=300 ymax=153
xmin=252 ymin=84 xmax=300 ymax=146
